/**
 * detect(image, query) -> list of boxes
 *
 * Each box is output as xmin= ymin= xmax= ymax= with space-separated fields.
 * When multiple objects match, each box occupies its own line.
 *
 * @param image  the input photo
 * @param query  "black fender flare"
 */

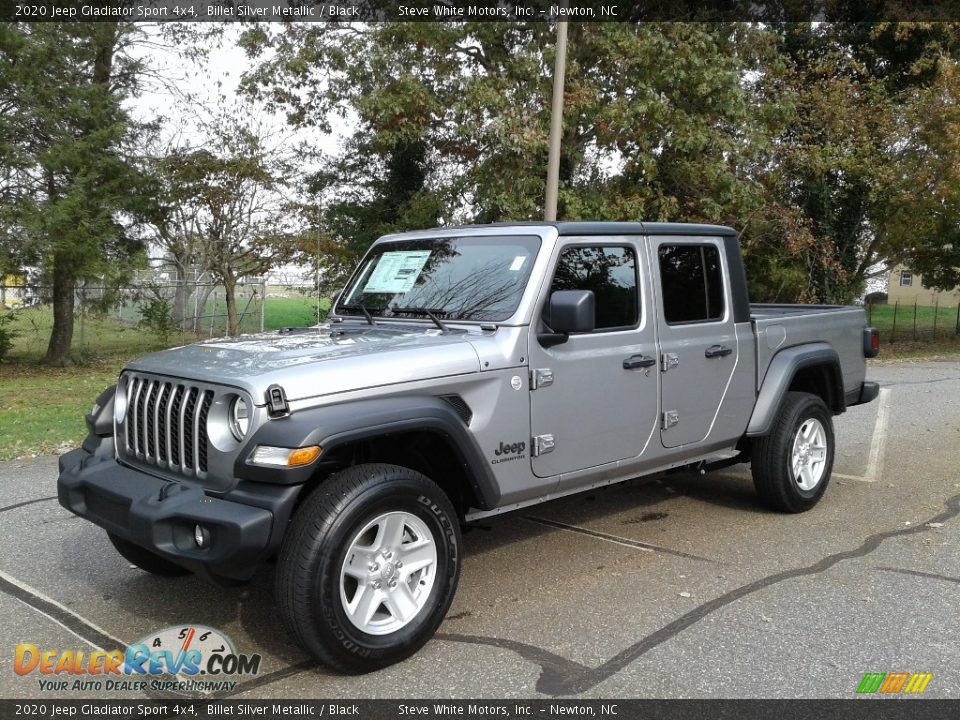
xmin=84 ymin=384 xmax=117 ymax=449
xmin=746 ymin=343 xmax=844 ymax=437
xmin=234 ymin=395 xmax=500 ymax=510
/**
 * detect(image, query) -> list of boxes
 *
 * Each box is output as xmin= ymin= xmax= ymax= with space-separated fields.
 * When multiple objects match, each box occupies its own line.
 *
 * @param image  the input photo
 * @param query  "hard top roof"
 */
xmin=402 ymin=221 xmax=738 ymax=237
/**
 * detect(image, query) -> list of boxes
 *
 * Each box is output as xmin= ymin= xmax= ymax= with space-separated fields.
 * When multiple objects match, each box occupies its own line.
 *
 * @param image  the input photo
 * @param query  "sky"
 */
xmin=125 ymin=23 xmax=354 ymax=284
xmin=128 ymin=24 xmax=347 ymax=154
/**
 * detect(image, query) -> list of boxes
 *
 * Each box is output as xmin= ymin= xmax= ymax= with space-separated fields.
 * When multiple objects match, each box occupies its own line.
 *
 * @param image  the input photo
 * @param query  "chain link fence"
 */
xmin=1 ymin=277 xmax=269 ymax=358
xmin=866 ymin=299 xmax=960 ymax=344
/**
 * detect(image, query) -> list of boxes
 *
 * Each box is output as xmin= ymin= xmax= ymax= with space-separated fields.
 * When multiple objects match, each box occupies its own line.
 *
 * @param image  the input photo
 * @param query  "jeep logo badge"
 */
xmin=494 ymin=440 xmax=526 ymax=459
xmin=491 ymin=440 xmax=527 ymax=465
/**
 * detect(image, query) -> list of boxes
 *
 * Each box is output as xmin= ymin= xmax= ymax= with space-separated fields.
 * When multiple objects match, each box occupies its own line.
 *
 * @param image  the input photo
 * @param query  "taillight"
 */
xmin=863 ymin=327 xmax=880 ymax=358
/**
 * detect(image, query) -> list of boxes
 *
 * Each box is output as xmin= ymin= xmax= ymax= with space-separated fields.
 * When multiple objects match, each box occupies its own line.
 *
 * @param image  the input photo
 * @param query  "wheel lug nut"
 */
xmin=389 ymin=580 xmax=397 ymax=588
xmin=369 ymin=562 xmax=379 ymax=572
xmin=396 ymin=561 xmax=403 ymax=568
xmin=373 ymin=580 xmax=381 ymax=589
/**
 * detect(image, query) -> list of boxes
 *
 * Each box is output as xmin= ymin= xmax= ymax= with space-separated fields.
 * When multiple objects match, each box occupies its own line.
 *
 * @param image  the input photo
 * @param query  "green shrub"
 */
xmin=138 ymin=297 xmax=175 ymax=342
xmin=0 ymin=312 xmax=19 ymax=362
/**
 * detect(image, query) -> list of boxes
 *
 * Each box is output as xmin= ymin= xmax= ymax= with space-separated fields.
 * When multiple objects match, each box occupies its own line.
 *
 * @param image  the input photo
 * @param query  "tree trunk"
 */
xmin=45 ymin=252 xmax=75 ymax=366
xmin=171 ymin=260 xmax=193 ymax=331
xmin=193 ymin=282 xmax=215 ymax=334
xmin=224 ymin=274 xmax=240 ymax=336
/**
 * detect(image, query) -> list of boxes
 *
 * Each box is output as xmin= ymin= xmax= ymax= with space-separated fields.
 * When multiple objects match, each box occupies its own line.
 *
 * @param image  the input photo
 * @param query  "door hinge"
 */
xmin=661 ymin=353 xmax=679 ymax=372
xmin=530 ymin=368 xmax=554 ymax=390
xmin=662 ymin=411 xmax=680 ymax=429
xmin=532 ymin=434 xmax=555 ymax=457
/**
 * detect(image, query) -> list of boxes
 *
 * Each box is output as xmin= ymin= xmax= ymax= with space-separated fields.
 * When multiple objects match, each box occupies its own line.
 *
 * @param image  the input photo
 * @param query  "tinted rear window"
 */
xmin=658 ymin=244 xmax=725 ymax=324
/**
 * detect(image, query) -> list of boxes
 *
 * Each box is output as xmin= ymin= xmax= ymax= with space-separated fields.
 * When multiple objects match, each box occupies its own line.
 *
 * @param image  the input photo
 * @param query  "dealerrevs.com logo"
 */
xmin=15 ymin=625 xmax=261 ymax=694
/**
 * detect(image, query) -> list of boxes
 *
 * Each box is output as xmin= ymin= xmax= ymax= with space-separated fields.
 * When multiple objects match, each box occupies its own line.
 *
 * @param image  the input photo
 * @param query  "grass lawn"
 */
xmin=866 ymin=302 xmax=960 ymax=341
xmin=1 ymin=307 xmax=179 ymax=460
xmin=262 ymin=293 xmax=330 ymax=330
xmin=0 ymin=362 xmax=124 ymax=459
xmin=8 ymin=306 xmax=181 ymax=361
xmin=864 ymin=302 xmax=960 ymax=359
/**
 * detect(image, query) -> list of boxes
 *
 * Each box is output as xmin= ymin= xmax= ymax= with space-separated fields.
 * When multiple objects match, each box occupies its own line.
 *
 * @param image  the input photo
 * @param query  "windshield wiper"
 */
xmin=391 ymin=306 xmax=449 ymax=333
xmin=339 ymin=303 xmax=376 ymax=326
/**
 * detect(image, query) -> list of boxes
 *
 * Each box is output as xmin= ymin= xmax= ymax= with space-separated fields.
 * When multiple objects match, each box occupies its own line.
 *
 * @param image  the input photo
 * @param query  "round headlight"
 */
xmin=230 ymin=396 xmax=250 ymax=441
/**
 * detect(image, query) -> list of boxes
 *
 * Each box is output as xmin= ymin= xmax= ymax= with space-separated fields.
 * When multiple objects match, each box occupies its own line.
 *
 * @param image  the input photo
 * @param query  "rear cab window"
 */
xmin=657 ymin=244 xmax=725 ymax=324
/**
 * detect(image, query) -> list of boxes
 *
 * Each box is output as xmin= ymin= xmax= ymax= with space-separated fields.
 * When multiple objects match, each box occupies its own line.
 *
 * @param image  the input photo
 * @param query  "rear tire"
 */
xmin=107 ymin=533 xmax=190 ymax=577
xmin=275 ymin=463 xmax=461 ymax=673
xmin=752 ymin=391 xmax=835 ymax=513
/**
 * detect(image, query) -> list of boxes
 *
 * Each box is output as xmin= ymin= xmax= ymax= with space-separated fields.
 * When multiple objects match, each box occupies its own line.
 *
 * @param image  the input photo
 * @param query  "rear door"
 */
xmin=527 ymin=238 xmax=660 ymax=478
xmin=649 ymin=237 xmax=739 ymax=448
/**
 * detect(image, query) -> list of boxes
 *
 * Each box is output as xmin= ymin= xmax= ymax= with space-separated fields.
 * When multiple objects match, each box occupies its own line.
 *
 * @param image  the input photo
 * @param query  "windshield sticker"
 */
xmin=363 ymin=250 xmax=432 ymax=293
xmin=509 ymin=255 xmax=526 ymax=272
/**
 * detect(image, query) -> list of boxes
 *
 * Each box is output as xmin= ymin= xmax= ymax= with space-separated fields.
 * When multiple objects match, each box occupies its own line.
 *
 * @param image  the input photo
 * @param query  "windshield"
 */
xmin=336 ymin=235 xmax=541 ymax=322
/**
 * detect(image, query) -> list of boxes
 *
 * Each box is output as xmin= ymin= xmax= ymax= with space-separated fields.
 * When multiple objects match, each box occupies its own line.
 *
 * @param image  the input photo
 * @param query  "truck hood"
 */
xmin=125 ymin=324 xmax=483 ymax=403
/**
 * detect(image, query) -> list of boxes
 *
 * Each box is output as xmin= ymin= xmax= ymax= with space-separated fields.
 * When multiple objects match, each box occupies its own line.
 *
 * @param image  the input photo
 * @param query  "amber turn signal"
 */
xmin=287 ymin=446 xmax=322 ymax=467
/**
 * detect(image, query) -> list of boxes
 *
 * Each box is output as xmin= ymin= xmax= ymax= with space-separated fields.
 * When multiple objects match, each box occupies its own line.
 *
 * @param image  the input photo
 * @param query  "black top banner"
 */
xmin=5 ymin=0 xmax=960 ymax=22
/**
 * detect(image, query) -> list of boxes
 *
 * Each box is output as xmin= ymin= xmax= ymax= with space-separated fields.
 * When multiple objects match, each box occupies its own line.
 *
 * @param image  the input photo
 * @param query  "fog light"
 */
xmin=194 ymin=524 xmax=209 ymax=548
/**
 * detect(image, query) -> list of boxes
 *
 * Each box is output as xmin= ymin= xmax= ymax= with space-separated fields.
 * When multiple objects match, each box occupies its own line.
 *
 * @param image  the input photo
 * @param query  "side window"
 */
xmin=550 ymin=246 xmax=639 ymax=330
xmin=658 ymin=244 xmax=725 ymax=324
xmin=900 ymin=271 xmax=913 ymax=287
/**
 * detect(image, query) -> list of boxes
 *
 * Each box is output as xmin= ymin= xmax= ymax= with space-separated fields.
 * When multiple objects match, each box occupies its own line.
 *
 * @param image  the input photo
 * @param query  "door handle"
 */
xmin=705 ymin=345 xmax=733 ymax=359
xmin=623 ymin=354 xmax=657 ymax=369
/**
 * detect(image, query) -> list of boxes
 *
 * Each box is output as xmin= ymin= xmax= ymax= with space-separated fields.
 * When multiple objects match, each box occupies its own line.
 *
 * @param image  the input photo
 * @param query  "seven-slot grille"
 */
xmin=122 ymin=375 xmax=214 ymax=477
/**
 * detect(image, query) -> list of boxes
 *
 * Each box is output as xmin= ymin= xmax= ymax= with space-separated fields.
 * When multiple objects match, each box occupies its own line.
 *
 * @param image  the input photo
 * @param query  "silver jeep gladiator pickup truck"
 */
xmin=58 ymin=222 xmax=879 ymax=672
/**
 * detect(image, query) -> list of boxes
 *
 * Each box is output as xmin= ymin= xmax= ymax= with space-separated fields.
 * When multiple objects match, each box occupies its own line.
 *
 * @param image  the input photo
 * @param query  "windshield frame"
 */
xmin=333 ymin=233 xmax=544 ymax=325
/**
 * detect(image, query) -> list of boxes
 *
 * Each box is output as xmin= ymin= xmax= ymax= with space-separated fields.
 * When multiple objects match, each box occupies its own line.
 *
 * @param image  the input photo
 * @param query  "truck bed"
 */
xmin=750 ymin=303 xmax=868 ymax=396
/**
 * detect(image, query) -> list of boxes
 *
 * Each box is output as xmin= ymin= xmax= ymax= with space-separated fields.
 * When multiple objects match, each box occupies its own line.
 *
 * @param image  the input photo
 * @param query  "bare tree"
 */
xmin=172 ymin=118 xmax=299 ymax=336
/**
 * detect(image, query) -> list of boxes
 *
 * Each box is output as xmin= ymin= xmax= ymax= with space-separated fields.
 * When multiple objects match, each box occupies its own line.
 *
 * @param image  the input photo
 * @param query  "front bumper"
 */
xmin=57 ymin=442 xmax=302 ymax=582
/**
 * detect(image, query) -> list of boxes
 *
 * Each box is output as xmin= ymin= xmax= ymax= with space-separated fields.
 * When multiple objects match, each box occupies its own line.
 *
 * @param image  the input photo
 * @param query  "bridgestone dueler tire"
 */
xmin=275 ymin=463 xmax=461 ymax=673
xmin=107 ymin=532 xmax=191 ymax=577
xmin=751 ymin=391 xmax=835 ymax=513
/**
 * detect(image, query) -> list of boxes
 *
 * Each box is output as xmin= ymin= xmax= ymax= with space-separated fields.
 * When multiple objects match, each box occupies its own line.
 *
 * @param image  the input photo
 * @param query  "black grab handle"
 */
xmin=623 ymin=355 xmax=657 ymax=369
xmin=705 ymin=345 xmax=733 ymax=358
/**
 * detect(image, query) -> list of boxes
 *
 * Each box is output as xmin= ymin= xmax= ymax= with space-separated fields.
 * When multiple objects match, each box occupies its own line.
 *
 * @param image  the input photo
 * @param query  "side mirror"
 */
xmin=539 ymin=290 xmax=595 ymax=347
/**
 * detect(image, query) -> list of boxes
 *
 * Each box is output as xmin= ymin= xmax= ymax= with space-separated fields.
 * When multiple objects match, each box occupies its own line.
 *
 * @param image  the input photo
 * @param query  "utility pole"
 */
xmin=322 ymin=203 xmax=323 ymax=325
xmin=544 ymin=13 xmax=568 ymax=222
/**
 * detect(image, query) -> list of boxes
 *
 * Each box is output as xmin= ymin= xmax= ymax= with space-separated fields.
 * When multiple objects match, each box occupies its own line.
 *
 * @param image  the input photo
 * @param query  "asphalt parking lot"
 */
xmin=1 ymin=360 xmax=958 ymax=700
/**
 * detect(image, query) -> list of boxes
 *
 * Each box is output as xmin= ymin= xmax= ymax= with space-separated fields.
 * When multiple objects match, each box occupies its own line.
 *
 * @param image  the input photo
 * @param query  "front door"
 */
xmin=649 ymin=237 xmax=739 ymax=448
xmin=528 ymin=240 xmax=660 ymax=478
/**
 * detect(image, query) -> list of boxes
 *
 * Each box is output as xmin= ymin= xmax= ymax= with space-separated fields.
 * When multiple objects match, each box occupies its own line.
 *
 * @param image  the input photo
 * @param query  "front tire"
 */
xmin=752 ymin=391 xmax=835 ymax=513
xmin=275 ymin=463 xmax=461 ymax=673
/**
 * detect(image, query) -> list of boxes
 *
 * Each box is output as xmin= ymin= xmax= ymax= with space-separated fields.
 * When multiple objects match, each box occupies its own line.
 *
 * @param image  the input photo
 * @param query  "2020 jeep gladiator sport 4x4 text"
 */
xmin=58 ymin=222 xmax=880 ymax=672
